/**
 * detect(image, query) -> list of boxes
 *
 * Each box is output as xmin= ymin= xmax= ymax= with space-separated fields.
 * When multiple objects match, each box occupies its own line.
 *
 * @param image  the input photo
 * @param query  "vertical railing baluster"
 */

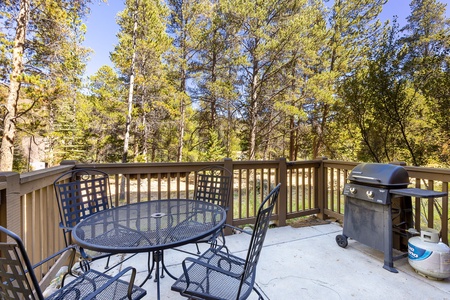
xmin=137 ymin=174 xmax=141 ymax=203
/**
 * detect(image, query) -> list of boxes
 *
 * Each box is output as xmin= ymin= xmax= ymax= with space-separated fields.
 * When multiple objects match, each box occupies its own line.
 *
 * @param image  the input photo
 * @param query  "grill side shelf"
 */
xmin=389 ymin=188 xmax=448 ymax=198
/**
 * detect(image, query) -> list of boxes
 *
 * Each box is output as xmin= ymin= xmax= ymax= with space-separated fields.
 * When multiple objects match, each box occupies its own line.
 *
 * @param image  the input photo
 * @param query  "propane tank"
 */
xmin=408 ymin=228 xmax=450 ymax=280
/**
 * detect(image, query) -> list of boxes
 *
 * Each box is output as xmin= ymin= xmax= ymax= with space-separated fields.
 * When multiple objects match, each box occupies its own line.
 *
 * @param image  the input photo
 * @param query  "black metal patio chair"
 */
xmin=191 ymin=165 xmax=232 ymax=253
xmin=170 ymin=165 xmax=232 ymax=255
xmin=54 ymin=169 xmax=115 ymax=270
xmin=53 ymin=168 xmax=144 ymax=271
xmin=54 ymin=169 xmax=112 ymax=246
xmin=171 ymin=183 xmax=281 ymax=300
xmin=0 ymin=226 xmax=147 ymax=300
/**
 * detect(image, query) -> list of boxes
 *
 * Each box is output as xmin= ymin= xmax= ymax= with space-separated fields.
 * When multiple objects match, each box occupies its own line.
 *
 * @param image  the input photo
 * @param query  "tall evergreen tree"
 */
xmin=112 ymin=0 xmax=173 ymax=162
xmin=166 ymin=0 xmax=210 ymax=162
xmin=83 ymin=66 xmax=125 ymax=162
xmin=222 ymin=0 xmax=319 ymax=160
xmin=306 ymin=0 xmax=386 ymax=160
xmin=189 ymin=0 xmax=240 ymax=159
xmin=0 ymin=0 xmax=90 ymax=170
xmin=339 ymin=21 xmax=426 ymax=164
xmin=400 ymin=0 xmax=450 ymax=165
xmin=1 ymin=0 xmax=29 ymax=171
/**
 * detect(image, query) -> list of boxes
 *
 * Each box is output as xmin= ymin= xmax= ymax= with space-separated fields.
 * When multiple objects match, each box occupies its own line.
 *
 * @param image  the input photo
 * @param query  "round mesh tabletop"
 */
xmin=71 ymin=199 xmax=226 ymax=253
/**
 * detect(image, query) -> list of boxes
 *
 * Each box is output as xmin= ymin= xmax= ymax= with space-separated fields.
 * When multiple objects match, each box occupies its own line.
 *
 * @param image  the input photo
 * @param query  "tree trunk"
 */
xmin=0 ymin=0 xmax=29 ymax=171
xmin=289 ymin=116 xmax=295 ymax=161
xmin=120 ymin=0 xmax=138 ymax=199
xmin=177 ymin=95 xmax=185 ymax=162
xmin=177 ymin=40 xmax=187 ymax=162
xmin=122 ymin=0 xmax=138 ymax=164
xmin=249 ymin=60 xmax=259 ymax=160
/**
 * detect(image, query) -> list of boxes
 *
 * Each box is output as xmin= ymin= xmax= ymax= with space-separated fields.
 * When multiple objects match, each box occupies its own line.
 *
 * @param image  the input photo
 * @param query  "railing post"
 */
xmin=278 ymin=157 xmax=287 ymax=226
xmin=442 ymin=184 xmax=449 ymax=245
xmin=60 ymin=160 xmax=78 ymax=166
xmin=0 ymin=172 xmax=21 ymax=242
xmin=223 ymin=158 xmax=234 ymax=235
xmin=316 ymin=157 xmax=329 ymax=220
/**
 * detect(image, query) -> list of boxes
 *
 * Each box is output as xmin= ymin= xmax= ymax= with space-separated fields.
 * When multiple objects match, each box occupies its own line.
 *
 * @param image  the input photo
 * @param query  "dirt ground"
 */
xmin=289 ymin=215 xmax=332 ymax=228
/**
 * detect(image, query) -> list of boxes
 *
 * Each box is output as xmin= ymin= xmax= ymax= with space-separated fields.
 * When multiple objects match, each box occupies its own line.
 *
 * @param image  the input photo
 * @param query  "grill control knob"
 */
xmin=349 ymin=187 xmax=357 ymax=194
xmin=366 ymin=191 xmax=374 ymax=198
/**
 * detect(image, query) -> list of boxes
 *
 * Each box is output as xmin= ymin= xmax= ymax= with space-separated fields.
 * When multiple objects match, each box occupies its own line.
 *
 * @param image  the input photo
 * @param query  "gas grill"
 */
xmin=336 ymin=163 xmax=448 ymax=273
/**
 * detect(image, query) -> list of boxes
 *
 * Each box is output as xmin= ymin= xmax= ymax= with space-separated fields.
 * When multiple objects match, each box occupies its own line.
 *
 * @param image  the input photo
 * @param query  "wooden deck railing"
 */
xmin=0 ymin=158 xmax=449 ymax=280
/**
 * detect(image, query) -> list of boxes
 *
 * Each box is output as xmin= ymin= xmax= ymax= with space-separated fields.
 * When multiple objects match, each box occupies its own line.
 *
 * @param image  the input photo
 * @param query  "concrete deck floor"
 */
xmin=91 ymin=222 xmax=450 ymax=300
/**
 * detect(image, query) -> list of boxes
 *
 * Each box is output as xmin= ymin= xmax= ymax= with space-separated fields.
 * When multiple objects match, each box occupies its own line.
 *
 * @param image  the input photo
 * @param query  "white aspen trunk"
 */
xmin=120 ymin=0 xmax=138 ymax=199
xmin=122 ymin=0 xmax=138 ymax=164
xmin=177 ymin=37 xmax=187 ymax=163
xmin=249 ymin=62 xmax=259 ymax=161
xmin=177 ymin=97 xmax=185 ymax=162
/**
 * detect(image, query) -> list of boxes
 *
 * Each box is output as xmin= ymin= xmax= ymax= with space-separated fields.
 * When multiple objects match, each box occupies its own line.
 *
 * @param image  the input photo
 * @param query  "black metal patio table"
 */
xmin=71 ymin=199 xmax=226 ymax=299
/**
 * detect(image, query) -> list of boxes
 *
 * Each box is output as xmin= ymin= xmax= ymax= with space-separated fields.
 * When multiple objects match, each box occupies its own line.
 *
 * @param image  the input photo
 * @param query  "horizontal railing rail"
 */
xmin=404 ymin=165 xmax=450 ymax=244
xmin=0 ymin=158 xmax=449 ymax=280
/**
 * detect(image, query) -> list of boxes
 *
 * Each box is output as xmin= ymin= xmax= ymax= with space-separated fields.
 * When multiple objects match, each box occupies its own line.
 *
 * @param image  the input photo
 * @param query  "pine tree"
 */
xmin=307 ymin=0 xmax=386 ymax=159
xmin=0 ymin=0 xmax=90 ymax=170
xmin=400 ymin=0 xmax=450 ymax=165
xmin=83 ymin=66 xmax=125 ymax=162
xmin=112 ymin=0 xmax=173 ymax=162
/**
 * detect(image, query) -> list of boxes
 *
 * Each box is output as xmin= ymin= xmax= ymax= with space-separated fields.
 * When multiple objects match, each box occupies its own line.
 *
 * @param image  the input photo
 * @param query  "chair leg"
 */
xmin=195 ymin=243 xmax=201 ymax=254
xmin=158 ymin=251 xmax=165 ymax=279
xmin=61 ymin=271 xmax=71 ymax=287
xmin=79 ymin=258 xmax=90 ymax=272
xmin=148 ymin=251 xmax=155 ymax=276
xmin=104 ymin=255 xmax=111 ymax=269
xmin=253 ymin=283 xmax=267 ymax=300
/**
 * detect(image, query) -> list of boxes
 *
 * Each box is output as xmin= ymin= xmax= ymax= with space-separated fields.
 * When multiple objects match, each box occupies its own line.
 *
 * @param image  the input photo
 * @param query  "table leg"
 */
xmin=151 ymin=250 xmax=164 ymax=300
xmin=155 ymin=251 xmax=161 ymax=299
xmin=160 ymin=250 xmax=177 ymax=280
xmin=153 ymin=250 xmax=163 ymax=281
xmin=138 ymin=250 xmax=177 ymax=300
xmin=139 ymin=251 xmax=154 ymax=287
xmin=154 ymin=250 xmax=178 ymax=280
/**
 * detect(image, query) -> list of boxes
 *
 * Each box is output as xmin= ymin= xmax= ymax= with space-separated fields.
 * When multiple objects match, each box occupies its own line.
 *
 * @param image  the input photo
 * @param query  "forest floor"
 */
xmin=289 ymin=215 xmax=332 ymax=228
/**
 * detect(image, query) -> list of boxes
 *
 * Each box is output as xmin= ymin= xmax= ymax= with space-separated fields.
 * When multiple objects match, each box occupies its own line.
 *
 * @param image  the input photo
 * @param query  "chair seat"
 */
xmin=171 ymin=219 xmax=220 ymax=240
xmin=171 ymin=248 xmax=254 ymax=300
xmin=46 ymin=269 xmax=147 ymax=300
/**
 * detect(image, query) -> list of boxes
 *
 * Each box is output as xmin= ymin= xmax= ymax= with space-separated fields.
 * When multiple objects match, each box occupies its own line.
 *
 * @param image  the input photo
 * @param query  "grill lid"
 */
xmin=348 ymin=163 xmax=410 ymax=188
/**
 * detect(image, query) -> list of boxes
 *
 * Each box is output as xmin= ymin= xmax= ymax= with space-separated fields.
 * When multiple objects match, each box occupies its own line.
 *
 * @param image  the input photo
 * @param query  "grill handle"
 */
xmin=350 ymin=175 xmax=381 ymax=183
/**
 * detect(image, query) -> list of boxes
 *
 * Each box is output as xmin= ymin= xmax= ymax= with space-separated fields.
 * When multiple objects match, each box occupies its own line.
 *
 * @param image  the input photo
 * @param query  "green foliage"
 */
xmin=339 ymin=3 xmax=449 ymax=166
xmin=3 ymin=0 xmax=450 ymax=169
xmin=79 ymin=66 xmax=126 ymax=162
xmin=198 ymin=128 xmax=226 ymax=161
xmin=399 ymin=0 xmax=450 ymax=166
xmin=0 ymin=0 xmax=92 ymax=170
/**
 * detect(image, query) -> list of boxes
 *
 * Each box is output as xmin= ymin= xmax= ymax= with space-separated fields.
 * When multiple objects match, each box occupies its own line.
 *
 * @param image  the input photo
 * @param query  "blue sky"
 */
xmin=83 ymin=1 xmax=124 ymax=78
xmin=82 ymin=0 xmax=449 ymax=78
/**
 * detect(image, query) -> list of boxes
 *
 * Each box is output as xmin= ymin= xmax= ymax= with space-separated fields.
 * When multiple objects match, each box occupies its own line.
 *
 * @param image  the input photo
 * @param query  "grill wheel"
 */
xmin=336 ymin=234 xmax=348 ymax=248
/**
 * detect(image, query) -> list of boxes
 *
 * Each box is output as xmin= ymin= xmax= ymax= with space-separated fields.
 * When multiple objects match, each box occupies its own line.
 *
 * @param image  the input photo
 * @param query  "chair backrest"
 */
xmin=239 ymin=183 xmax=281 ymax=297
xmin=0 ymin=226 xmax=44 ymax=300
xmin=54 ymin=169 xmax=112 ymax=246
xmin=194 ymin=166 xmax=232 ymax=210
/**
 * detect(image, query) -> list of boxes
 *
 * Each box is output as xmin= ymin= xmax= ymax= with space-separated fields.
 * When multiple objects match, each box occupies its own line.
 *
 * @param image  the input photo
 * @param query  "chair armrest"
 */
xmin=32 ymin=245 xmax=76 ymax=270
xmin=78 ymin=247 xmax=94 ymax=261
xmin=84 ymin=266 xmax=138 ymax=300
xmin=182 ymin=254 xmax=243 ymax=280
xmin=224 ymin=224 xmax=252 ymax=235
xmin=207 ymin=227 xmax=223 ymax=241
xmin=59 ymin=222 xmax=73 ymax=231
xmin=32 ymin=246 xmax=77 ymax=291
